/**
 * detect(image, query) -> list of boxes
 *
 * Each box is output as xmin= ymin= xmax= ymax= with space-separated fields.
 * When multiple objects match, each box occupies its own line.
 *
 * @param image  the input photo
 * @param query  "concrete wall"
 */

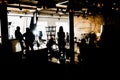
xmin=37 ymin=14 xmax=104 ymax=40
xmin=74 ymin=15 xmax=104 ymax=40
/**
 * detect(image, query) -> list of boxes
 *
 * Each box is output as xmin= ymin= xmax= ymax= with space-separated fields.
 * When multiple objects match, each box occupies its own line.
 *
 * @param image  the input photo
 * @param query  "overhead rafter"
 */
xmin=2 ymin=0 xmax=120 ymax=15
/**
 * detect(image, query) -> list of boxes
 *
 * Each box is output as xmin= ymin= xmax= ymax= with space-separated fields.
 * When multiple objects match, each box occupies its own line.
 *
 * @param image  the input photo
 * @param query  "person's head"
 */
xmin=59 ymin=26 xmax=64 ymax=32
xmin=81 ymin=38 xmax=86 ymax=43
xmin=26 ymin=28 xmax=30 ymax=32
xmin=66 ymin=32 xmax=68 ymax=35
xmin=16 ymin=26 xmax=20 ymax=31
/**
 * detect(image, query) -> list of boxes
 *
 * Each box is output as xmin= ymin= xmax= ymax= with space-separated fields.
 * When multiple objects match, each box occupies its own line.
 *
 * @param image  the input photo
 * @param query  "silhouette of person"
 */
xmin=46 ymin=37 xmax=55 ymax=60
xmin=39 ymin=31 xmax=43 ymax=40
xmin=66 ymin=32 xmax=70 ymax=46
xmin=78 ymin=38 xmax=88 ymax=64
xmin=88 ymin=31 xmax=97 ymax=47
xmin=57 ymin=26 xmax=66 ymax=54
xmin=23 ymin=28 xmax=35 ymax=52
xmin=87 ymin=32 xmax=97 ymax=69
xmin=15 ymin=26 xmax=24 ymax=52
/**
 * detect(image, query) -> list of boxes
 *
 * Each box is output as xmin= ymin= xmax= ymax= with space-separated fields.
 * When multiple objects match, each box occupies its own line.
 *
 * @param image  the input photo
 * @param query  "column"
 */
xmin=68 ymin=0 xmax=74 ymax=64
xmin=0 ymin=2 xmax=9 ymax=49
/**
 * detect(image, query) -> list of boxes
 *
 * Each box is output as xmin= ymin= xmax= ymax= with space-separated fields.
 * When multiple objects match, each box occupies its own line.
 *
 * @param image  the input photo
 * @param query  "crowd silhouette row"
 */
xmin=15 ymin=26 xmax=35 ymax=52
xmin=13 ymin=23 xmax=118 ymax=65
xmin=15 ymin=26 xmax=69 ymax=54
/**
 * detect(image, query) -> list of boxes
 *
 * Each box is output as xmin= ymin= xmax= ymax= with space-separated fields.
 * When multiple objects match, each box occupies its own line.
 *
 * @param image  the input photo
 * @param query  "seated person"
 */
xmin=46 ymin=37 xmax=56 ymax=59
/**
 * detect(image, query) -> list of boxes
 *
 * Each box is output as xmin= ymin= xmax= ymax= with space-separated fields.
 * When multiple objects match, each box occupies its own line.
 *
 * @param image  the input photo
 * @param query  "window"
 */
xmin=35 ymin=21 xmax=48 ymax=40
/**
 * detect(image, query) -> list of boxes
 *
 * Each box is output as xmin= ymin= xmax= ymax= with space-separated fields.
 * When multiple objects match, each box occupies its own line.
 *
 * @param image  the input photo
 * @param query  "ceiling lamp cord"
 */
xmin=19 ymin=0 xmax=22 ymax=10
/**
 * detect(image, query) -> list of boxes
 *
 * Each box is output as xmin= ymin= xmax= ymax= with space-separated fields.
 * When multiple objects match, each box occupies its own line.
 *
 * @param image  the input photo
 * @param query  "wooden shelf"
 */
xmin=46 ymin=26 xmax=56 ymax=40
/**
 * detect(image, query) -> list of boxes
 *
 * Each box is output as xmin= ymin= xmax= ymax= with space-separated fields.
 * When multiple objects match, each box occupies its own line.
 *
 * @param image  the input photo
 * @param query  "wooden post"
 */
xmin=0 ymin=2 xmax=9 ymax=49
xmin=68 ymin=0 xmax=74 ymax=64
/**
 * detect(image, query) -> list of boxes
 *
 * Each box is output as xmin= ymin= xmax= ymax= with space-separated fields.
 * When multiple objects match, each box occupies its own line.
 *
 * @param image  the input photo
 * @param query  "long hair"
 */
xmin=59 ymin=26 xmax=64 ymax=32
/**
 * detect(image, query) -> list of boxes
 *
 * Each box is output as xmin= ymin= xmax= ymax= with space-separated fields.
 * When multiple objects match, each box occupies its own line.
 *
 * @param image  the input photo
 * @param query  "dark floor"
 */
xmin=0 ymin=45 xmax=119 ymax=79
xmin=0 ymin=49 xmax=97 ymax=78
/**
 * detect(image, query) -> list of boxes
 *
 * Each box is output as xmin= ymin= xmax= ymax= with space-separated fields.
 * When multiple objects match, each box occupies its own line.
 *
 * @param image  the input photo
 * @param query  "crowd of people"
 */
xmin=15 ymin=26 xmax=35 ymax=53
xmin=46 ymin=26 xmax=69 ymax=62
xmin=15 ymin=26 xmax=69 ymax=54
xmin=14 ymin=25 xmax=100 ymax=65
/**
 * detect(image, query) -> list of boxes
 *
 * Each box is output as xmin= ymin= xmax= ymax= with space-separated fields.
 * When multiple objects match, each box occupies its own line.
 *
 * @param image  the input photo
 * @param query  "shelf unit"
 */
xmin=46 ymin=26 xmax=56 ymax=41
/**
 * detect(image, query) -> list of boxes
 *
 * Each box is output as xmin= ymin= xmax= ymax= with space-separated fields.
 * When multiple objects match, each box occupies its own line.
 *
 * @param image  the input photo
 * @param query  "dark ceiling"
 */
xmin=7 ymin=0 xmax=66 ymax=7
xmin=1 ymin=0 xmax=120 ymax=15
xmin=6 ymin=0 xmax=120 ymax=10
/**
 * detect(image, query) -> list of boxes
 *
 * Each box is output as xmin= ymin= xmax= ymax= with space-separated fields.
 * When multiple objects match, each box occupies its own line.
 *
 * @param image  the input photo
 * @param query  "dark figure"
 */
xmin=66 ymin=32 xmax=70 ymax=46
xmin=78 ymin=38 xmax=88 ymax=64
xmin=23 ymin=28 xmax=35 ymax=52
xmin=88 ymin=31 xmax=97 ymax=47
xmin=39 ymin=31 xmax=43 ymax=40
xmin=57 ymin=26 xmax=66 ymax=53
xmin=15 ymin=26 xmax=24 ymax=52
xmin=87 ymin=32 xmax=97 ymax=71
xmin=46 ymin=37 xmax=55 ymax=60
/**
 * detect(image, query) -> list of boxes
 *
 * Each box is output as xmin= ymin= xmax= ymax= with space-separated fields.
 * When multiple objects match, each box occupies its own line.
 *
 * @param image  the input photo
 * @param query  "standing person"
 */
xmin=57 ymin=26 xmax=66 ymax=53
xmin=46 ymin=37 xmax=55 ymax=60
xmin=66 ymin=32 xmax=70 ymax=46
xmin=78 ymin=38 xmax=88 ymax=64
xmin=23 ymin=28 xmax=35 ymax=52
xmin=15 ymin=26 xmax=24 ymax=52
xmin=39 ymin=31 xmax=43 ymax=40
